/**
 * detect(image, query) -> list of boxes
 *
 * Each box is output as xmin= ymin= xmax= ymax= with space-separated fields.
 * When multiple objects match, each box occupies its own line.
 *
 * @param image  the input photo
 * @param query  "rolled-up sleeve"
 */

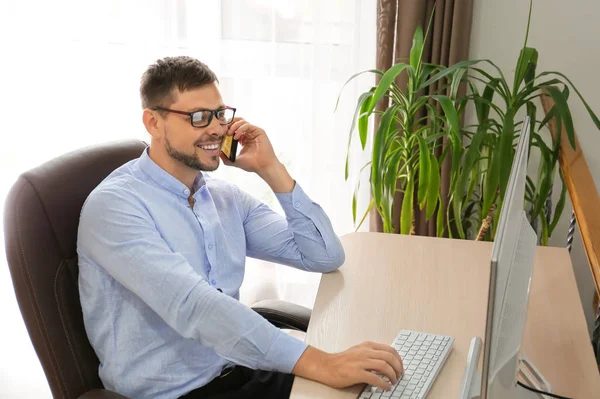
xmin=241 ymin=183 xmax=345 ymax=272
xmin=78 ymin=186 xmax=308 ymax=373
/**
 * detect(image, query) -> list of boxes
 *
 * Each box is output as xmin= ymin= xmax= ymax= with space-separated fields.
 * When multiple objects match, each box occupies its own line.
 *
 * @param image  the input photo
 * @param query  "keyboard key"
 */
xmin=359 ymin=330 xmax=454 ymax=399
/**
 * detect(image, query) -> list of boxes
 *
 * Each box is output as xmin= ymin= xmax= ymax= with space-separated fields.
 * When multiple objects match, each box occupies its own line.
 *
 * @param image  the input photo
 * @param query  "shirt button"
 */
xmin=211 ymin=279 xmax=217 ymax=285
xmin=208 ymin=244 xmax=213 ymax=250
xmin=294 ymin=201 xmax=300 ymax=208
xmin=183 ymin=189 xmax=190 ymax=195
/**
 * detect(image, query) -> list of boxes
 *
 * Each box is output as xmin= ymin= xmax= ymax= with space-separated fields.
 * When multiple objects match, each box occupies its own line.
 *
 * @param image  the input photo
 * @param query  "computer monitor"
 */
xmin=460 ymin=117 xmax=545 ymax=399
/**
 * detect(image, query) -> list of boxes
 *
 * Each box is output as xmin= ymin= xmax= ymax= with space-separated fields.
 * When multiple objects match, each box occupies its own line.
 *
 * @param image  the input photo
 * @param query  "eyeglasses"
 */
xmin=152 ymin=106 xmax=236 ymax=128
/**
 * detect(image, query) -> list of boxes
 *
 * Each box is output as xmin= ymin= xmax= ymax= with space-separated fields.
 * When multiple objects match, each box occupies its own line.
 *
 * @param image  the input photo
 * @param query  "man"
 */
xmin=78 ymin=56 xmax=403 ymax=399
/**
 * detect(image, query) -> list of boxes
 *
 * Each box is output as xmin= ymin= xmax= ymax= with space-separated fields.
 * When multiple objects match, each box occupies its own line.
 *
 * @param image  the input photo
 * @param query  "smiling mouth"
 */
xmin=196 ymin=142 xmax=221 ymax=151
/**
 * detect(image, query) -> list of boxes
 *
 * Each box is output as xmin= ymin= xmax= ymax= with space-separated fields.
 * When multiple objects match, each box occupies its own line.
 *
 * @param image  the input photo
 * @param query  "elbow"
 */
xmin=321 ymin=247 xmax=345 ymax=273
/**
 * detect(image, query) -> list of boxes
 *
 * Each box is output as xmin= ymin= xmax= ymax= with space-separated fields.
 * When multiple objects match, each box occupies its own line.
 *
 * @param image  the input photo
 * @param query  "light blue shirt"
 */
xmin=77 ymin=148 xmax=345 ymax=398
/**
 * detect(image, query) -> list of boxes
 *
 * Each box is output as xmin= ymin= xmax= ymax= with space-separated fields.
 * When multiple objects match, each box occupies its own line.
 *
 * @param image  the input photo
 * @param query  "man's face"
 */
xmin=159 ymin=83 xmax=227 ymax=172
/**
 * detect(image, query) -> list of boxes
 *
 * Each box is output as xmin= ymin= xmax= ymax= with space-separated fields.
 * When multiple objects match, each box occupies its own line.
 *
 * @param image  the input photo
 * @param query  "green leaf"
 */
xmin=345 ymin=157 xmax=349 ymax=181
xmin=436 ymin=193 xmax=444 ymax=237
xmin=532 ymin=132 xmax=552 ymax=171
xmin=498 ymin=109 xmax=516 ymax=199
xmin=544 ymin=85 xmax=575 ymax=150
xmin=433 ymin=95 xmax=462 ymax=199
xmin=452 ymin=195 xmax=466 ymax=239
xmin=371 ymin=106 xmax=397 ymax=206
xmin=562 ymin=84 xmax=571 ymax=101
xmin=539 ymin=99 xmax=562 ymax=157
xmin=426 ymin=155 xmax=441 ymax=220
xmin=539 ymin=105 xmax=555 ymax=131
xmin=420 ymin=59 xmax=483 ymax=91
xmin=549 ymin=171 xmax=567 ymax=235
xmin=334 ymin=69 xmax=383 ymax=112
xmin=410 ymin=25 xmax=425 ymax=72
xmin=345 ymin=90 xmax=375 ymax=180
xmin=401 ymin=176 xmax=414 ymax=235
xmin=524 ymin=49 xmax=538 ymax=90
xmin=482 ymin=144 xmax=501 ymax=220
xmin=550 ymin=86 xmax=570 ymax=159
xmin=355 ymin=199 xmax=375 ymax=232
xmin=526 ymin=102 xmax=537 ymax=159
xmin=476 ymin=79 xmax=498 ymax=123
xmin=409 ymin=96 xmax=430 ymax=116
xmin=367 ymin=64 xmax=410 ymax=115
xmin=523 ymin=0 xmax=533 ymax=48
xmin=471 ymin=67 xmax=510 ymax=100
xmin=417 ymin=135 xmax=431 ymax=207
xmin=384 ymin=150 xmax=403 ymax=199
xmin=526 ymin=175 xmax=537 ymax=199
xmin=420 ymin=63 xmax=440 ymax=88
xmin=352 ymin=188 xmax=357 ymax=223
xmin=447 ymin=200 xmax=454 ymax=239
xmin=538 ymin=70 xmax=600 ymax=131
xmin=432 ymin=95 xmax=460 ymax=137
xmin=457 ymin=124 xmax=487 ymax=205
xmin=449 ymin=67 xmax=467 ymax=100
xmin=358 ymin=92 xmax=374 ymax=150
xmin=513 ymin=47 xmax=538 ymax=95
xmin=535 ymin=170 xmax=554 ymax=221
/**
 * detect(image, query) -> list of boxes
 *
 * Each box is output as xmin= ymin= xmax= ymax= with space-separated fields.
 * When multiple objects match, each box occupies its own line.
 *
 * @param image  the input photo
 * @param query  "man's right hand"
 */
xmin=292 ymin=342 xmax=404 ymax=391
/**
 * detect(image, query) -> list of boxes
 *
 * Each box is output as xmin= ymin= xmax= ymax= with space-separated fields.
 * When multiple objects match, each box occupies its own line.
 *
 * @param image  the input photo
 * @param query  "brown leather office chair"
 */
xmin=3 ymin=139 xmax=311 ymax=399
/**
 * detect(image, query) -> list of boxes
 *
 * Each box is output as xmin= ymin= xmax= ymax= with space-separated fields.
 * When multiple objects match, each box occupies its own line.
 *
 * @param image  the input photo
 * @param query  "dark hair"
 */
xmin=140 ymin=56 xmax=218 ymax=109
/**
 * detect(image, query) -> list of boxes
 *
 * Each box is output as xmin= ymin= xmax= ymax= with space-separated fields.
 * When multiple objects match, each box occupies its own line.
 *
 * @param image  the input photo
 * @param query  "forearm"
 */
xmin=181 ymin=286 xmax=308 ymax=372
xmin=275 ymin=185 xmax=345 ymax=271
xmin=258 ymin=161 xmax=295 ymax=193
xmin=244 ymin=182 xmax=345 ymax=272
xmin=292 ymin=345 xmax=329 ymax=381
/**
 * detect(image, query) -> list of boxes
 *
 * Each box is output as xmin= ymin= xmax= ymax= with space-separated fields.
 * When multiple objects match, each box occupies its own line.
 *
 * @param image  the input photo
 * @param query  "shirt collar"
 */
xmin=138 ymin=148 xmax=205 ymax=199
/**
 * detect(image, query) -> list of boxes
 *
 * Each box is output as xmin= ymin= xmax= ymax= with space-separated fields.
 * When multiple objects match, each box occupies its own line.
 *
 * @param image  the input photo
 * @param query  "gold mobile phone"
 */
xmin=221 ymin=135 xmax=238 ymax=162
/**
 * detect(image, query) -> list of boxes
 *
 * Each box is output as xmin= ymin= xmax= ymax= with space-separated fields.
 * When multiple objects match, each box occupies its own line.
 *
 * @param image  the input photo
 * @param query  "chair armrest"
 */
xmin=78 ymin=389 xmax=129 ymax=399
xmin=251 ymin=299 xmax=311 ymax=332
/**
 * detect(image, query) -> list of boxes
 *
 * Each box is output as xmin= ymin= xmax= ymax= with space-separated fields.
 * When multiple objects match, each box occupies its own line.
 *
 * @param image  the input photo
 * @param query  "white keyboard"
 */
xmin=358 ymin=330 xmax=454 ymax=399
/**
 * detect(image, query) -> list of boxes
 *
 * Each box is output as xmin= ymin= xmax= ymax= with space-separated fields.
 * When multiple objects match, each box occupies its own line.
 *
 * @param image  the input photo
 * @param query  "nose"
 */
xmin=204 ymin=114 xmax=226 ymax=137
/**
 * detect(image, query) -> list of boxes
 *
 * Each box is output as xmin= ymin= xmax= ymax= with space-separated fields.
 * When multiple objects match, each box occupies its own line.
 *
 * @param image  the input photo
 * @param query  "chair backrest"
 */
xmin=3 ymin=140 xmax=147 ymax=398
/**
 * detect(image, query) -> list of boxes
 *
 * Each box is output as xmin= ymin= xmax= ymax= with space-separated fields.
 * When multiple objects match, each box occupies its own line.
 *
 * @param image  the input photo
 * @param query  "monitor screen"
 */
xmin=480 ymin=117 xmax=538 ymax=399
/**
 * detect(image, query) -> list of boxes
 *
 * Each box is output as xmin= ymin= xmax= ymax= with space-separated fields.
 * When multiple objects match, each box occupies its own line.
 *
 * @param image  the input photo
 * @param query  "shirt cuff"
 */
xmin=275 ymin=183 xmax=313 ymax=217
xmin=263 ymin=329 xmax=309 ymax=373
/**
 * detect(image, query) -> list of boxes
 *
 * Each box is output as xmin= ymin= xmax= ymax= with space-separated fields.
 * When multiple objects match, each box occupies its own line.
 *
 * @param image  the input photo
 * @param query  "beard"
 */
xmin=164 ymin=134 xmax=220 ymax=172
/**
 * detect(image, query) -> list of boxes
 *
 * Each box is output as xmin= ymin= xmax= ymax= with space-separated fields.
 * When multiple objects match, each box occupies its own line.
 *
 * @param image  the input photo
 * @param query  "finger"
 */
xmin=228 ymin=116 xmax=244 ymax=125
xmin=233 ymin=123 xmax=251 ymax=140
xmin=364 ymin=359 xmax=398 ymax=384
xmin=227 ymin=119 xmax=246 ymax=135
xmin=361 ymin=370 xmax=392 ymax=392
xmin=373 ymin=349 xmax=404 ymax=377
xmin=364 ymin=342 xmax=404 ymax=372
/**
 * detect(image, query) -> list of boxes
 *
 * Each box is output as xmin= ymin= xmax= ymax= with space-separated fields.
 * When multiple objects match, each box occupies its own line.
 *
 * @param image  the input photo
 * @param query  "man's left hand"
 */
xmin=221 ymin=117 xmax=295 ymax=193
xmin=221 ymin=117 xmax=278 ymax=174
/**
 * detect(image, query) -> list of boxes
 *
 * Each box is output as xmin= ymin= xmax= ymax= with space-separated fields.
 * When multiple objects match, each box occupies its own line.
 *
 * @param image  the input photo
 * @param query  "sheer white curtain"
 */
xmin=0 ymin=1 xmax=374 ymax=396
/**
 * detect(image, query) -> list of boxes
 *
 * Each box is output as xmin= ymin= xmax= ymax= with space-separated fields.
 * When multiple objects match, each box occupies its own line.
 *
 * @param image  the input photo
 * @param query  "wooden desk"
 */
xmin=290 ymin=233 xmax=600 ymax=398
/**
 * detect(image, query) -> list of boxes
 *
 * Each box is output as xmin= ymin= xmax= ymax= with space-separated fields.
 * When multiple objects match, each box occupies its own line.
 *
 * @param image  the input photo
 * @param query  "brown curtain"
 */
xmin=370 ymin=0 xmax=474 ymax=235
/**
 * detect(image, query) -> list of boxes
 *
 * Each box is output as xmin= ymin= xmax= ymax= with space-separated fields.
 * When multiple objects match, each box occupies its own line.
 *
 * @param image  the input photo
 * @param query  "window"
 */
xmin=0 ymin=2 xmax=375 ymax=394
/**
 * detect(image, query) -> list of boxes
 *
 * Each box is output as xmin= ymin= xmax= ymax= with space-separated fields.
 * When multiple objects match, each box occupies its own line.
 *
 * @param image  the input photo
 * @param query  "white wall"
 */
xmin=470 ymin=0 xmax=600 ymax=334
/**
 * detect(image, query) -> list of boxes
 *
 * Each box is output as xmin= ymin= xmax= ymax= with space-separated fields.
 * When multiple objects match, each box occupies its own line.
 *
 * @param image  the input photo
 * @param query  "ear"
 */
xmin=142 ymin=108 xmax=162 ymax=139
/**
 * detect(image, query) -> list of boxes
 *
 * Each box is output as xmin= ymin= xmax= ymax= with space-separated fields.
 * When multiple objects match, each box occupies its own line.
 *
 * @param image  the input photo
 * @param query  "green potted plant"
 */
xmin=338 ymin=17 xmax=466 ymax=235
xmin=340 ymin=0 xmax=600 ymax=244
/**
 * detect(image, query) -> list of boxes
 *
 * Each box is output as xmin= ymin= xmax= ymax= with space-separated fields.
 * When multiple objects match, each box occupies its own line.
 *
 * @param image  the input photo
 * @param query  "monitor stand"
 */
xmin=458 ymin=338 xmax=551 ymax=399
